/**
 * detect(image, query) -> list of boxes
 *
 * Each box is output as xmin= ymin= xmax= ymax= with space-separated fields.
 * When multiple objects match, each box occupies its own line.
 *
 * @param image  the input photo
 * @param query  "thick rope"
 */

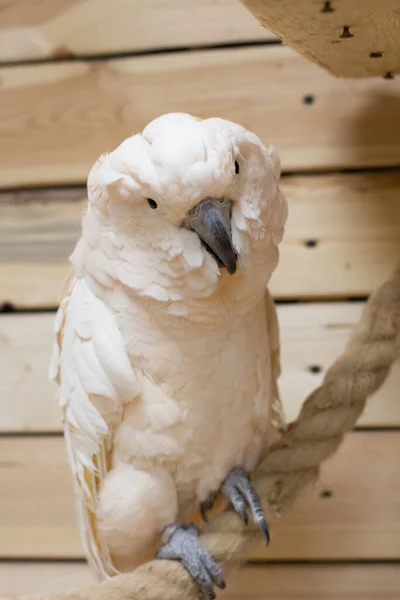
xmin=13 ymin=262 xmax=400 ymax=600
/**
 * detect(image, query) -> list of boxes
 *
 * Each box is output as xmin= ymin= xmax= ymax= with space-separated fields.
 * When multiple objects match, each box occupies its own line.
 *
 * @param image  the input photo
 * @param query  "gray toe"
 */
xmin=221 ymin=467 xmax=270 ymax=545
xmin=156 ymin=523 xmax=225 ymax=599
xmin=201 ymin=549 xmax=226 ymax=589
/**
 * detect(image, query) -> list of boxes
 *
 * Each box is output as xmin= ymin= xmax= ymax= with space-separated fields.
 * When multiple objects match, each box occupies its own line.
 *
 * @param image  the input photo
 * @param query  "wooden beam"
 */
xmin=1 ymin=46 xmax=400 ymax=187
xmin=242 ymin=0 xmax=400 ymax=78
xmin=0 ymin=433 xmax=399 ymax=560
xmin=1 ymin=303 xmax=399 ymax=433
xmin=1 ymin=563 xmax=400 ymax=598
xmin=1 ymin=171 xmax=399 ymax=308
xmin=0 ymin=0 xmax=274 ymax=64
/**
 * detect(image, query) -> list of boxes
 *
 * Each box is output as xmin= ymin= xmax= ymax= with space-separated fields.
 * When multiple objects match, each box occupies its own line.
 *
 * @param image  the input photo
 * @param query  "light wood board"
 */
xmin=0 ymin=433 xmax=398 ymax=560
xmin=1 ymin=171 xmax=399 ymax=308
xmin=1 ymin=563 xmax=400 ymax=598
xmin=1 ymin=303 xmax=399 ymax=434
xmin=1 ymin=45 xmax=400 ymax=187
xmin=0 ymin=0 xmax=274 ymax=64
xmin=242 ymin=0 xmax=400 ymax=78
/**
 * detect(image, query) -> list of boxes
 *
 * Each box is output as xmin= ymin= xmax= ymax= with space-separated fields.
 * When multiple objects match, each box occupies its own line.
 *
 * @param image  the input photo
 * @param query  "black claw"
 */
xmin=203 ymin=584 xmax=215 ymax=600
xmin=200 ymin=494 xmax=216 ymax=523
xmin=190 ymin=566 xmax=215 ymax=600
xmin=200 ymin=502 xmax=209 ymax=523
xmin=259 ymin=518 xmax=270 ymax=545
xmin=221 ymin=467 xmax=270 ymax=544
xmin=200 ymin=506 xmax=207 ymax=523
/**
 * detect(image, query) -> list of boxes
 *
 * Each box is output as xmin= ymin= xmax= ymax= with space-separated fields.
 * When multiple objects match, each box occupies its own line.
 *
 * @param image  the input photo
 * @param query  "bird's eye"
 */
xmin=147 ymin=198 xmax=158 ymax=209
xmin=234 ymin=161 xmax=240 ymax=175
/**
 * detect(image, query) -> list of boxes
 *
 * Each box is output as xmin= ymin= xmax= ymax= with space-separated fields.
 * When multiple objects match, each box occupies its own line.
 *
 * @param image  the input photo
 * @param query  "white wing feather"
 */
xmin=49 ymin=273 xmax=138 ymax=578
xmin=264 ymin=288 xmax=286 ymax=434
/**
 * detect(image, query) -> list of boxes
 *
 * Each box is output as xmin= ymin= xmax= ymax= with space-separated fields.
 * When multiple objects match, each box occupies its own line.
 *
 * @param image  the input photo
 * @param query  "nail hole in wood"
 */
xmin=304 ymin=239 xmax=318 ymax=248
xmin=369 ymin=51 xmax=383 ymax=58
xmin=384 ymin=71 xmax=394 ymax=79
xmin=52 ymin=45 xmax=76 ymax=60
xmin=303 ymin=94 xmax=315 ymax=105
xmin=309 ymin=365 xmax=322 ymax=374
xmin=340 ymin=26 xmax=353 ymax=39
xmin=0 ymin=302 xmax=15 ymax=313
xmin=321 ymin=1 xmax=335 ymax=13
xmin=320 ymin=489 xmax=333 ymax=499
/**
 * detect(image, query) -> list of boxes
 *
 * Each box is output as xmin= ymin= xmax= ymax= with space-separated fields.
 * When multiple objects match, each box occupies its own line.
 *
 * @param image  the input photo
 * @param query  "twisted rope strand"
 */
xmin=14 ymin=263 xmax=400 ymax=600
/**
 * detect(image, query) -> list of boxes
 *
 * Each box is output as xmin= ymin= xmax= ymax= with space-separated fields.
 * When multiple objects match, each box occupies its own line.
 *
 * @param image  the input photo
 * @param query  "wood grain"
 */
xmin=0 ymin=433 xmax=398 ymax=560
xmin=277 ymin=302 xmax=400 ymax=426
xmin=242 ymin=0 xmax=400 ymax=78
xmin=1 ymin=45 xmax=400 ymax=187
xmin=1 ymin=303 xmax=399 ymax=433
xmin=0 ymin=0 xmax=274 ymax=64
xmin=1 ymin=563 xmax=400 ymax=598
xmin=271 ymin=171 xmax=400 ymax=299
xmin=1 ymin=171 xmax=399 ymax=308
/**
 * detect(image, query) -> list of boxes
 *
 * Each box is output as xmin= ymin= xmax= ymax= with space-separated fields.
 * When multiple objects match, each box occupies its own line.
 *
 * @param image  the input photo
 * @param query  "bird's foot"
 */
xmin=201 ymin=467 xmax=270 ymax=545
xmin=156 ymin=522 xmax=225 ymax=600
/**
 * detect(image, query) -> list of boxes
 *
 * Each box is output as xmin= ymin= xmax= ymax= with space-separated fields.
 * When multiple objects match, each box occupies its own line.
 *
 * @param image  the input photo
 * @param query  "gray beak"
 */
xmin=185 ymin=197 xmax=237 ymax=275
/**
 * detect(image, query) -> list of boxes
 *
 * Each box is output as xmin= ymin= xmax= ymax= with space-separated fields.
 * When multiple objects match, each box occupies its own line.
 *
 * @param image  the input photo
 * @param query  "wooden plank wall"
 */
xmin=242 ymin=0 xmax=400 ymax=78
xmin=0 ymin=1 xmax=399 ymax=598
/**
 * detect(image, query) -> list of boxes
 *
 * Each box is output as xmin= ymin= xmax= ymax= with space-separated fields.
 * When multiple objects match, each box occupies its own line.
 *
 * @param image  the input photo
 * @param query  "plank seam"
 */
xmin=0 ymin=297 xmax=370 ymax=315
xmin=2 ymin=165 xmax=400 ymax=196
xmin=0 ymin=39 xmax=282 ymax=69
xmin=0 ymin=432 xmax=63 ymax=438
xmin=246 ymin=558 xmax=400 ymax=565
xmin=1 ymin=427 xmax=399 ymax=440
xmin=1 ymin=557 xmax=400 ymax=565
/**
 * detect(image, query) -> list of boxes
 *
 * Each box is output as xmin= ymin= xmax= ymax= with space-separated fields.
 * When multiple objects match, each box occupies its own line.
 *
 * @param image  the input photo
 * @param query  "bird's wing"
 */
xmin=49 ymin=272 xmax=139 ymax=579
xmin=264 ymin=288 xmax=287 ymax=435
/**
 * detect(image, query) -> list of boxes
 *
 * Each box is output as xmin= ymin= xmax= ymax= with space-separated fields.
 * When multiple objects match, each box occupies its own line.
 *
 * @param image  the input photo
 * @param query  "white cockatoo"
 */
xmin=49 ymin=113 xmax=288 ymax=599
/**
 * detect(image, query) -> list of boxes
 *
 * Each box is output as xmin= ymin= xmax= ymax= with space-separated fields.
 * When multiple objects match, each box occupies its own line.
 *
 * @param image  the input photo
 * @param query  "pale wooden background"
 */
xmin=0 ymin=1 xmax=400 ymax=598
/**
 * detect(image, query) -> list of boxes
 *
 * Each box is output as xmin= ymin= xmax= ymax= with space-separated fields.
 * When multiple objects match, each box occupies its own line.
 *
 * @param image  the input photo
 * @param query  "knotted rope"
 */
xmin=14 ymin=262 xmax=400 ymax=600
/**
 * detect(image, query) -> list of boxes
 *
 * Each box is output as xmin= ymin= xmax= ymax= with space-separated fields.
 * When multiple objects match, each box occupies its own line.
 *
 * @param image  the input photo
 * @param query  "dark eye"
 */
xmin=147 ymin=198 xmax=158 ymax=209
xmin=234 ymin=160 xmax=240 ymax=175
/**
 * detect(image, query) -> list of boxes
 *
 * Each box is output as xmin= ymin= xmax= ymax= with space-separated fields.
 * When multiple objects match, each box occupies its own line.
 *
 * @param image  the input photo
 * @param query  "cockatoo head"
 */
xmin=79 ymin=113 xmax=287 ymax=309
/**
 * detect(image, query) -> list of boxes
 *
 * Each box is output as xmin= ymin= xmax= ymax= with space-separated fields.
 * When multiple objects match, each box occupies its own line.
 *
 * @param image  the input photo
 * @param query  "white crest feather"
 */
xmin=97 ymin=154 xmax=126 ymax=187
